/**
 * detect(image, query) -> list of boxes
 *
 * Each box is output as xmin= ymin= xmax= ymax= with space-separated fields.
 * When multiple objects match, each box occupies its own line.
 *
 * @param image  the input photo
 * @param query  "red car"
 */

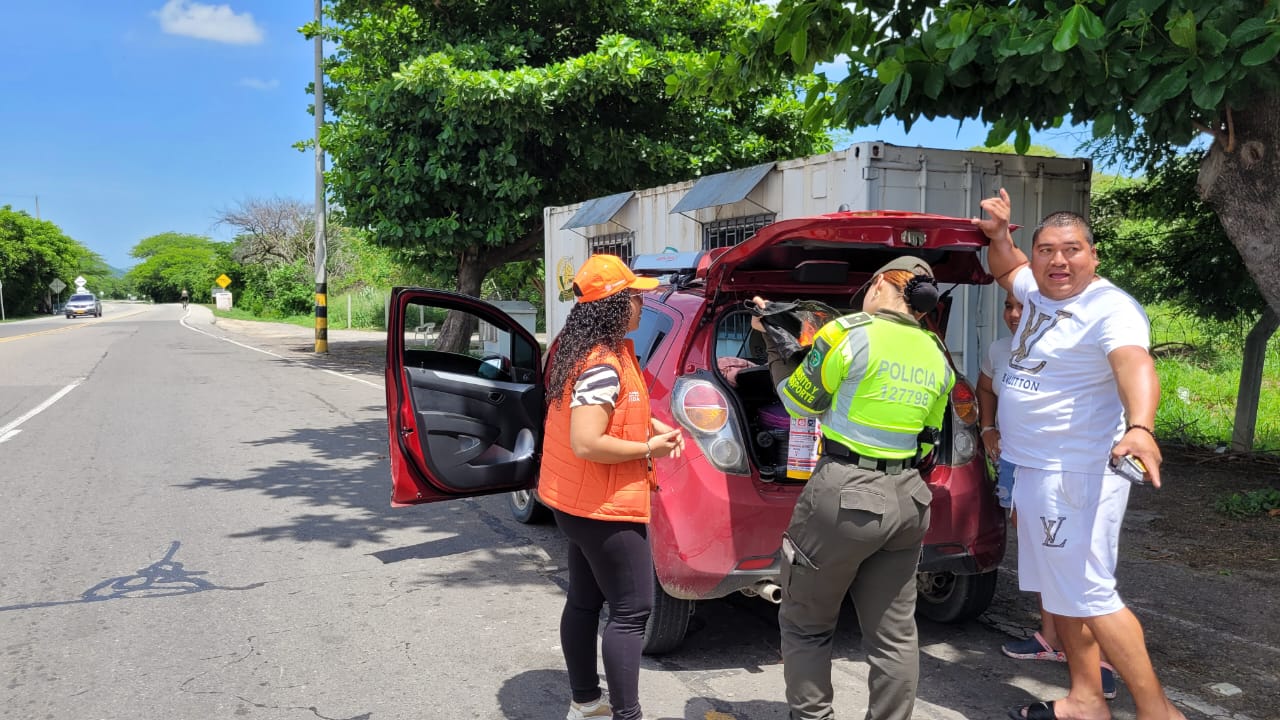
xmin=384 ymin=211 xmax=1006 ymax=654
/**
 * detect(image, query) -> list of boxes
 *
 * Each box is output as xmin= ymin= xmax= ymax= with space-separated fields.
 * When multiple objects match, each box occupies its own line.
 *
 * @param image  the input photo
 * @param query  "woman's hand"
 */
xmin=647 ymin=428 xmax=684 ymax=460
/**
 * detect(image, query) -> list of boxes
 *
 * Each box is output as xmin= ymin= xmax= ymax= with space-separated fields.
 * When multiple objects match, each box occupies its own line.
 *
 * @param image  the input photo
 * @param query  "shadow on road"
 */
xmin=0 ymin=540 xmax=263 ymax=613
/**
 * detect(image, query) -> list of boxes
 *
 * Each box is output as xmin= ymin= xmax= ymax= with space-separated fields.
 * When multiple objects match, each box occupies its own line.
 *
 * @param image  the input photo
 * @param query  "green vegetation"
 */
xmin=308 ymin=0 xmax=830 ymax=352
xmin=126 ymin=232 xmax=230 ymax=304
xmin=0 ymin=206 xmax=130 ymax=316
xmin=1214 ymin=488 xmax=1280 ymax=519
xmin=676 ymin=0 xmax=1280 ymax=320
xmin=1149 ymin=304 xmax=1280 ymax=451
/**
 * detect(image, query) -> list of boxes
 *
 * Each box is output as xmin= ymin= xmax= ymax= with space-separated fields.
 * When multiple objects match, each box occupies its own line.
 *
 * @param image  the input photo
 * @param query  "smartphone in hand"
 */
xmin=1110 ymin=453 xmax=1148 ymax=484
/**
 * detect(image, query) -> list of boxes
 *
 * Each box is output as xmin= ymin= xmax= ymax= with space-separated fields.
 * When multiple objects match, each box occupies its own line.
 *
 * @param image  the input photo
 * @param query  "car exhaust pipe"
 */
xmin=744 ymin=580 xmax=783 ymax=604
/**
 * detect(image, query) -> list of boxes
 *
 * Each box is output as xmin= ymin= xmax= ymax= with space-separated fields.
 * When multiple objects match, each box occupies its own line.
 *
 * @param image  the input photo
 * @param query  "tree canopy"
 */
xmin=0 ymin=206 xmax=96 ymax=315
xmin=676 ymin=0 xmax=1280 ymax=314
xmin=1093 ymin=151 xmax=1263 ymax=322
xmin=126 ymin=233 xmax=231 ymax=303
xmin=308 ymin=0 xmax=830 ymax=308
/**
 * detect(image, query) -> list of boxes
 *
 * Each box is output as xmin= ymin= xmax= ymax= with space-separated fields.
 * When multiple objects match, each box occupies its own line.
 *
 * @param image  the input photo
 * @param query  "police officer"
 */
xmin=756 ymin=256 xmax=954 ymax=720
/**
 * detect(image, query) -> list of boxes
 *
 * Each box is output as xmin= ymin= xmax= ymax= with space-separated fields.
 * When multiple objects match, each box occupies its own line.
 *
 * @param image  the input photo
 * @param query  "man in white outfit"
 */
xmin=974 ymin=189 xmax=1186 ymax=720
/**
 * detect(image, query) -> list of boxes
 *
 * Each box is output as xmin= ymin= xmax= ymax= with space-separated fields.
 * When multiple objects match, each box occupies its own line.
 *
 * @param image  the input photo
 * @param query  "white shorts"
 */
xmin=1012 ymin=466 xmax=1132 ymax=617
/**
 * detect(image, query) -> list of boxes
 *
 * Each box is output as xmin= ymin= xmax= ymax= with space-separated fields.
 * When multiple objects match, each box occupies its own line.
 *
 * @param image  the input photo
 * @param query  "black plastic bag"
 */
xmin=747 ymin=299 xmax=839 ymax=363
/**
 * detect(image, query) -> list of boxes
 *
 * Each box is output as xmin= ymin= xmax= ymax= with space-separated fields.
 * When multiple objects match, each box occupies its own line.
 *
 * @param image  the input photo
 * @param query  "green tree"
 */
xmin=308 ymin=0 xmax=830 ymax=350
xmin=0 ymin=206 xmax=83 ymax=314
xmin=126 ymin=233 xmax=229 ymax=303
xmin=1093 ymin=152 xmax=1263 ymax=322
xmin=677 ymin=0 xmax=1280 ymax=314
xmin=1091 ymin=151 xmax=1275 ymax=450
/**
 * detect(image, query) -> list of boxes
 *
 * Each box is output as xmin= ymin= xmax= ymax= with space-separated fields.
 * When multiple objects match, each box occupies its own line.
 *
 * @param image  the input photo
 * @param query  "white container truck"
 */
xmin=543 ymin=141 xmax=1092 ymax=380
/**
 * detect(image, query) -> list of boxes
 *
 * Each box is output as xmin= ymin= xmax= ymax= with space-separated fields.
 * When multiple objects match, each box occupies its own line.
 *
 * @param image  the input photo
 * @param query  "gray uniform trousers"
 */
xmin=778 ymin=456 xmax=933 ymax=720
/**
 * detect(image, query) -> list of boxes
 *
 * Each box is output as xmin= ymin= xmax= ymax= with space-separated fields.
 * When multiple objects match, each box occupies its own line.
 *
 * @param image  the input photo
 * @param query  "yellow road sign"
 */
xmin=216 ymin=274 xmax=232 ymax=288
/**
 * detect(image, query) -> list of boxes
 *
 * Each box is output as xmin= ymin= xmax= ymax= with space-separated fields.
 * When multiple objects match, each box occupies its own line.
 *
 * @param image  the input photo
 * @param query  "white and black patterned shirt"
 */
xmin=569 ymin=364 xmax=621 ymax=409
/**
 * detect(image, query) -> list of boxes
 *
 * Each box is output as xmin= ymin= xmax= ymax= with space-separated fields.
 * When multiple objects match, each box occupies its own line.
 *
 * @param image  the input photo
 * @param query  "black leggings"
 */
xmin=553 ymin=509 xmax=653 ymax=720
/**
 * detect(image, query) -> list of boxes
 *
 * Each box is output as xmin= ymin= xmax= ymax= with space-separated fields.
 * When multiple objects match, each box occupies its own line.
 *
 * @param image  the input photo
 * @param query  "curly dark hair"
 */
xmin=546 ymin=291 xmax=634 ymax=407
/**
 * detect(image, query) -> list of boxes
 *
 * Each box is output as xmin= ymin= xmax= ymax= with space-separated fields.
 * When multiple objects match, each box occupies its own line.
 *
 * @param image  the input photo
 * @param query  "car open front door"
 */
xmin=385 ymin=288 xmax=544 ymax=506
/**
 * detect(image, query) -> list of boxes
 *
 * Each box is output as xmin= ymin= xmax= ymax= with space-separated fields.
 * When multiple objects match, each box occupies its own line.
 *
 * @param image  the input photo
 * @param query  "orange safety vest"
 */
xmin=538 ymin=340 xmax=655 ymax=523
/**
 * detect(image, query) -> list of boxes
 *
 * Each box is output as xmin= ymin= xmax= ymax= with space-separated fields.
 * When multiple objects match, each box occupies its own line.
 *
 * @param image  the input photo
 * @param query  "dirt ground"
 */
xmin=209 ymin=314 xmax=1280 ymax=718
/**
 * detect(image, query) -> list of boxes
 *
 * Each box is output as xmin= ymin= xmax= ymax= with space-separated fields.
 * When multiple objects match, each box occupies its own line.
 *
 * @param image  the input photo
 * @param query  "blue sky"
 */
xmin=2 ymin=2 xmax=1093 ymax=270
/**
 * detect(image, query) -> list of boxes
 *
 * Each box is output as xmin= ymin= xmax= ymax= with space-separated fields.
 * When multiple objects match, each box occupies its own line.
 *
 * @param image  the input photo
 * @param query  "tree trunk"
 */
xmin=431 ymin=227 xmax=546 ymax=353
xmin=1196 ymin=94 xmax=1280 ymax=316
xmin=435 ymin=245 xmax=485 ymax=355
xmin=1230 ymin=306 xmax=1279 ymax=452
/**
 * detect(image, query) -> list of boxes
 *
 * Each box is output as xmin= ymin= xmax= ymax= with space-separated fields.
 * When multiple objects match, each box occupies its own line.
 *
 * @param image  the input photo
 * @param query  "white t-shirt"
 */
xmin=980 ymin=336 xmax=1014 ymax=397
xmin=996 ymin=267 xmax=1150 ymax=472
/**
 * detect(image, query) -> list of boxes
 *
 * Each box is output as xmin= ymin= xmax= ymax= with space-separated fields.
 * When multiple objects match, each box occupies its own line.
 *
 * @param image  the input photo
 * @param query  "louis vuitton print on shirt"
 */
xmin=995 ymin=267 xmax=1151 ymax=474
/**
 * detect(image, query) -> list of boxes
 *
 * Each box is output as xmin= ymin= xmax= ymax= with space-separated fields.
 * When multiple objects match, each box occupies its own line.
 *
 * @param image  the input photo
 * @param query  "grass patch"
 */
xmin=327 ymin=288 xmax=390 ymax=331
xmin=212 ymin=306 xmax=315 ymax=329
xmin=1214 ymin=488 xmax=1280 ymax=519
xmin=1148 ymin=304 xmax=1280 ymax=452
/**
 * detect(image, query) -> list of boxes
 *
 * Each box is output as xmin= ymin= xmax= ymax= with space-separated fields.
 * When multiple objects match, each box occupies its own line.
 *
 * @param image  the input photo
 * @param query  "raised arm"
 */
xmin=972 ymin=188 xmax=1028 ymax=294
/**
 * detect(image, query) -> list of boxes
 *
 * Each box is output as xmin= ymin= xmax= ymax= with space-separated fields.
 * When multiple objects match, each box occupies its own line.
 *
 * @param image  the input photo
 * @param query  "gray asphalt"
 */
xmin=0 ymin=303 xmax=1257 ymax=719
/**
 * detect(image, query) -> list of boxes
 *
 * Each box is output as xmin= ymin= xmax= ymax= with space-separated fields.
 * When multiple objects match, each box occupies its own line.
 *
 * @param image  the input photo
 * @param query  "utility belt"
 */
xmin=821 ymin=440 xmax=917 ymax=475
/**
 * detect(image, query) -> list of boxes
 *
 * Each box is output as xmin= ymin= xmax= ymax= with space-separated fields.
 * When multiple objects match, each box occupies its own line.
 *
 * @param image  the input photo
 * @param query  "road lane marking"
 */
xmin=0 ymin=308 xmax=150 ymax=343
xmin=180 ymin=319 xmax=381 ymax=389
xmin=0 ymin=381 xmax=82 ymax=445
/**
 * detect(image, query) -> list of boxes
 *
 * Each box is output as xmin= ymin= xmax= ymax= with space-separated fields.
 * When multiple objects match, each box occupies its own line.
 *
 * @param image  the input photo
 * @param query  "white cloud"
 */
xmin=239 ymin=77 xmax=279 ymax=91
xmin=155 ymin=0 xmax=264 ymax=45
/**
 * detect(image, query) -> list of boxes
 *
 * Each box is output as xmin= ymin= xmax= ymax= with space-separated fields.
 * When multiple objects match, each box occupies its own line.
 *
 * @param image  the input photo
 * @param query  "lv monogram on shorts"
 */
xmin=1040 ymin=516 xmax=1068 ymax=548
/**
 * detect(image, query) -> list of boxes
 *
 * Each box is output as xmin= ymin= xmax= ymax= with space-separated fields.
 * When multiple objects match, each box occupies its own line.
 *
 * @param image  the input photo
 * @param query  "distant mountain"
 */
xmin=108 ymin=265 xmax=129 ymax=278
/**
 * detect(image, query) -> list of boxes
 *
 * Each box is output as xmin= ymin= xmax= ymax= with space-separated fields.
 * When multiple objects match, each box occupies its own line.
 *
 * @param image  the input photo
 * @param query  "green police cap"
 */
xmin=872 ymin=256 xmax=934 ymax=278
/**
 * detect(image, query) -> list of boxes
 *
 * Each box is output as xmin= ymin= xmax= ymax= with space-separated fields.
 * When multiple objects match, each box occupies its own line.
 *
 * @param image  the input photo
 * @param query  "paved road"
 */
xmin=0 ymin=304 xmax=1262 ymax=719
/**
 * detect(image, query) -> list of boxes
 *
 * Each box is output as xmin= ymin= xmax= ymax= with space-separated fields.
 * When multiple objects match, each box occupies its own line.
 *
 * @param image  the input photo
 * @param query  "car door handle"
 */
xmin=487 ymin=392 xmax=505 ymax=404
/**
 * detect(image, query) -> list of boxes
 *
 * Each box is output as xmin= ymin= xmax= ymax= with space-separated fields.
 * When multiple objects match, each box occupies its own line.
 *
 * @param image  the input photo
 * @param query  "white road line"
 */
xmin=181 ymin=318 xmax=381 ymax=389
xmin=0 ymin=381 xmax=82 ymax=444
xmin=1165 ymin=687 xmax=1256 ymax=720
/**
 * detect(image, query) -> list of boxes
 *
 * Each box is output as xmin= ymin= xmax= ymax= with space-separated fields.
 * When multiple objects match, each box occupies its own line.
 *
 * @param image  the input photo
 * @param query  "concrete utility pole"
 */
xmin=313 ymin=0 xmax=328 ymax=353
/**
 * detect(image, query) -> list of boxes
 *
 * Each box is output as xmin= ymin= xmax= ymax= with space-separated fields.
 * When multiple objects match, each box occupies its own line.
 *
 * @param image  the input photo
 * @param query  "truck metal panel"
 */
xmin=544 ymin=142 xmax=1092 ymax=381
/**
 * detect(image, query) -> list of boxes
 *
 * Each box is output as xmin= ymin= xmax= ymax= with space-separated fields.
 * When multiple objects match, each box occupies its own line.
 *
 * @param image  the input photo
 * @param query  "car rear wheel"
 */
xmin=642 ymin=572 xmax=695 ymax=656
xmin=915 ymin=569 xmax=998 ymax=623
xmin=506 ymin=489 xmax=551 ymax=524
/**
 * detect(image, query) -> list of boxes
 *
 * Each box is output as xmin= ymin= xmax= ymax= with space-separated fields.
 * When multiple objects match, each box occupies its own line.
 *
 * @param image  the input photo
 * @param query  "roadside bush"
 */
xmin=328 ymin=288 xmax=392 ymax=331
xmin=236 ymin=260 xmax=313 ymax=318
xmin=1214 ymin=488 xmax=1280 ymax=519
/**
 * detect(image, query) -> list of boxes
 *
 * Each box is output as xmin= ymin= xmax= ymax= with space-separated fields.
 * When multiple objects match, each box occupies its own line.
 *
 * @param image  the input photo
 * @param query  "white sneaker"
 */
xmin=566 ymin=689 xmax=611 ymax=720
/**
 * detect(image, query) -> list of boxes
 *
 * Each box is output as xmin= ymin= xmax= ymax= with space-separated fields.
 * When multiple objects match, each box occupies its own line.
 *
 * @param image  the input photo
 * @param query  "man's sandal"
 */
xmin=1008 ymin=701 xmax=1057 ymax=720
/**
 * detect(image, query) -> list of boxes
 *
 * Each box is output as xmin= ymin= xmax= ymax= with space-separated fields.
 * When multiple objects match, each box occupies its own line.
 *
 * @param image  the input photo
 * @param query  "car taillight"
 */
xmin=949 ymin=377 xmax=979 ymax=466
xmin=951 ymin=379 xmax=979 ymax=425
xmin=680 ymin=383 xmax=728 ymax=432
xmin=671 ymin=377 xmax=748 ymax=475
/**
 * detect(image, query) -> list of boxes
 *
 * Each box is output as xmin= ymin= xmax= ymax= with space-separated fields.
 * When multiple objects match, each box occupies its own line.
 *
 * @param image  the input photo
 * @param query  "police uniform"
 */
xmin=773 ymin=258 xmax=954 ymax=720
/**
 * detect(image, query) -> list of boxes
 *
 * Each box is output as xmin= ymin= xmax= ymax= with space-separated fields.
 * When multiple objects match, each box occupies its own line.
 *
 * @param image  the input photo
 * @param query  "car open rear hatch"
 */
xmin=703 ymin=211 xmax=995 ymax=301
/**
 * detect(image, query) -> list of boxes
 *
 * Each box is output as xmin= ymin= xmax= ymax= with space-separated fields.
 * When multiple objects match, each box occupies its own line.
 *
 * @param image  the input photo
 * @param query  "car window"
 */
xmin=399 ymin=299 xmax=538 ymax=384
xmin=627 ymin=306 xmax=673 ymax=370
xmin=70 ymin=294 xmax=95 ymax=302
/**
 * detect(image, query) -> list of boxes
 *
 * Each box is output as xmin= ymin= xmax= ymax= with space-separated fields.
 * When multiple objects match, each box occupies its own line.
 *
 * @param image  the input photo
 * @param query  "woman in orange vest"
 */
xmin=539 ymin=254 xmax=684 ymax=720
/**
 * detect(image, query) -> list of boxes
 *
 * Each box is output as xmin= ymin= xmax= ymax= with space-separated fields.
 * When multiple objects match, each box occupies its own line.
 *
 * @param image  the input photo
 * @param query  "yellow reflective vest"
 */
xmin=780 ymin=310 xmax=954 ymax=460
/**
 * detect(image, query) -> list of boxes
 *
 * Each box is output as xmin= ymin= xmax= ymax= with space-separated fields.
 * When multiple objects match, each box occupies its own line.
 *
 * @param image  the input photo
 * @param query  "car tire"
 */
xmin=915 ymin=569 xmax=998 ymax=623
xmin=506 ymin=489 xmax=551 ymax=524
xmin=642 ymin=573 xmax=695 ymax=656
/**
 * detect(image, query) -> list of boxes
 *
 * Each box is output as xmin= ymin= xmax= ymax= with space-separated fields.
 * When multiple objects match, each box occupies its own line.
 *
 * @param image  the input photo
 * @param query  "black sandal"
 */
xmin=1008 ymin=700 xmax=1057 ymax=720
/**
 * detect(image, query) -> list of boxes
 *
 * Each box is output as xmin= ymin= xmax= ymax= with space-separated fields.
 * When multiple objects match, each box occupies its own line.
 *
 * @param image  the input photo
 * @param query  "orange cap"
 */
xmin=572 ymin=254 xmax=659 ymax=303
